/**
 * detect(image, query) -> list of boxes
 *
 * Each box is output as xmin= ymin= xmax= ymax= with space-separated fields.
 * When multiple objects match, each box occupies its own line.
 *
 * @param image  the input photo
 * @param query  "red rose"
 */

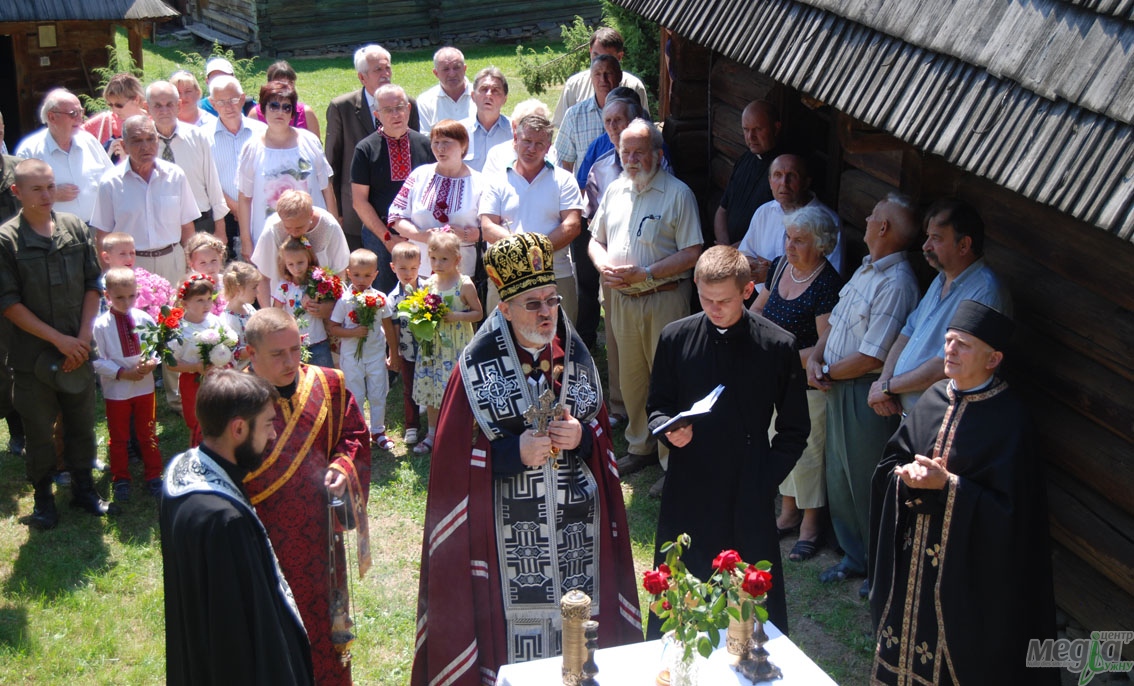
xmin=712 ymin=549 xmax=743 ymax=573
xmin=662 ymin=600 xmax=672 ymax=611
xmin=365 ymin=295 xmax=378 ymax=307
xmin=349 ymin=311 xmax=359 ymax=323
xmin=742 ymin=567 xmax=773 ymax=598
xmin=642 ymin=564 xmax=672 ymax=595
xmin=318 ymin=281 xmax=330 ymax=294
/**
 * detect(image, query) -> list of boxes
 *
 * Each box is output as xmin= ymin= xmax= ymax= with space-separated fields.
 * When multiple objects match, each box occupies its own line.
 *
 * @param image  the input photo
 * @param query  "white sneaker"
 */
xmin=404 ymin=428 xmax=419 ymax=444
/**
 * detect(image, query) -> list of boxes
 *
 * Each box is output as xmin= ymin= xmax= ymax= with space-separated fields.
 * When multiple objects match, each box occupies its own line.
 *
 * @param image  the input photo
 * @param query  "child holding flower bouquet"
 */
xmin=220 ymin=261 xmax=261 ymax=371
xmin=273 ymin=237 xmax=335 ymax=367
xmin=410 ymin=232 xmax=482 ymax=454
xmin=92 ymin=268 xmax=164 ymax=502
xmin=327 ymin=249 xmax=399 ymax=450
xmin=168 ymin=273 xmax=235 ymax=446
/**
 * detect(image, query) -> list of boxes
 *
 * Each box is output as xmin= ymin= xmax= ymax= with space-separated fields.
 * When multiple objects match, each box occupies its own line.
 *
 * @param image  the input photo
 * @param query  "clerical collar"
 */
xmin=949 ymin=375 xmax=995 ymax=395
xmin=198 ymin=442 xmax=250 ymax=491
xmin=276 ymin=377 xmax=299 ymax=400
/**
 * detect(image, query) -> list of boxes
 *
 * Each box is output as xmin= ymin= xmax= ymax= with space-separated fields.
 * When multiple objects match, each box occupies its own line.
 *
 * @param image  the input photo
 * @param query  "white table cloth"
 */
xmin=495 ymin=622 xmax=837 ymax=685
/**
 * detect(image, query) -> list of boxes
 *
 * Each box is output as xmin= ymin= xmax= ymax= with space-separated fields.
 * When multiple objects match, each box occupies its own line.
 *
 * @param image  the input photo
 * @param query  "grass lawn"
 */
xmin=0 ymin=31 xmax=874 ymax=685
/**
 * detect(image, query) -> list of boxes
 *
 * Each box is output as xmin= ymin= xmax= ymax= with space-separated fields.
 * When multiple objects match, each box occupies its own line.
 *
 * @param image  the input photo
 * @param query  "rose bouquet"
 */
xmin=173 ymin=323 xmax=240 ymax=372
xmin=137 ymin=305 xmax=184 ymax=366
xmin=643 ymin=534 xmax=773 ymax=665
xmin=347 ymin=288 xmax=387 ymax=361
xmin=395 ymin=287 xmax=450 ymax=357
xmin=133 ymin=268 xmax=174 ymax=321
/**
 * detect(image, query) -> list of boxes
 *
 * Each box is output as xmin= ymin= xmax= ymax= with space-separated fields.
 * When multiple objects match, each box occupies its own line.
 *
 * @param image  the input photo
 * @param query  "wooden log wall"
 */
xmin=188 ymin=0 xmax=258 ymax=48
xmin=248 ymin=0 xmax=602 ymax=55
xmin=0 ymin=21 xmax=117 ymax=140
xmin=663 ymin=30 xmax=1134 ymax=653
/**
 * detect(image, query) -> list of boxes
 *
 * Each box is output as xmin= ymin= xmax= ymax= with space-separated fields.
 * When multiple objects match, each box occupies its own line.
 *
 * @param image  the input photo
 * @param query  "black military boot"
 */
xmin=27 ymin=477 xmax=58 ymax=530
xmin=70 ymin=468 xmax=121 ymax=516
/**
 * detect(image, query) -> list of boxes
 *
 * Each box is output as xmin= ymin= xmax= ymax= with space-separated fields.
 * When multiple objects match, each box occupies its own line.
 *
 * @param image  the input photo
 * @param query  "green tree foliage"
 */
xmin=515 ymin=16 xmax=596 ymax=95
xmin=601 ymin=0 xmax=660 ymax=97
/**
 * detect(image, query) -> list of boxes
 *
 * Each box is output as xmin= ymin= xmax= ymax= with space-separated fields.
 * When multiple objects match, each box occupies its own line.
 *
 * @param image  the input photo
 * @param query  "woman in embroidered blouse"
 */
xmin=387 ymin=119 xmax=485 ymax=278
xmin=750 ymin=204 xmax=843 ymax=563
xmin=237 ymin=80 xmax=335 ymax=261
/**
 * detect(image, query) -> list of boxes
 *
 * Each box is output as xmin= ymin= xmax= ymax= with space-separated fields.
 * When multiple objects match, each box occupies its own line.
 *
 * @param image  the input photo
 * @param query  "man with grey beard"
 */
xmin=588 ymin=119 xmax=703 ymax=497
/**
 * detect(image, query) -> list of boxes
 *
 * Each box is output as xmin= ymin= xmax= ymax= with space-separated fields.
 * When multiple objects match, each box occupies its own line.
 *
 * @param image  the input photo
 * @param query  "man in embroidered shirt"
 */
xmin=416 ymin=47 xmax=476 ymax=134
xmin=326 ymin=44 xmax=421 ymax=251
xmin=411 ymin=233 xmax=640 ymax=686
xmin=161 ymin=370 xmax=314 ymax=685
xmin=588 ymin=119 xmax=703 ymax=497
xmin=807 ymin=193 xmax=920 ymax=595
xmin=868 ymin=199 xmax=1011 ymax=413
xmin=868 ymin=300 xmax=1056 ymax=685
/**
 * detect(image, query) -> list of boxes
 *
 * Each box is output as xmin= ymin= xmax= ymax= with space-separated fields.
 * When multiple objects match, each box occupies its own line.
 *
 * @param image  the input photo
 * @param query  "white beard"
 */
xmin=626 ymin=164 xmax=660 ymax=192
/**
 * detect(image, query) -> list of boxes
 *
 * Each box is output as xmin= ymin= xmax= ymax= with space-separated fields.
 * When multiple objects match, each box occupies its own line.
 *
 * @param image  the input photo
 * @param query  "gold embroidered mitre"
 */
xmin=483 ymin=233 xmax=556 ymax=301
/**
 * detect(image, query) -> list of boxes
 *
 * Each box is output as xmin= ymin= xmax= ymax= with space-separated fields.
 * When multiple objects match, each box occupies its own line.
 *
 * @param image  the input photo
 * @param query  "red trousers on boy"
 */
xmin=105 ymin=393 xmax=163 ymax=482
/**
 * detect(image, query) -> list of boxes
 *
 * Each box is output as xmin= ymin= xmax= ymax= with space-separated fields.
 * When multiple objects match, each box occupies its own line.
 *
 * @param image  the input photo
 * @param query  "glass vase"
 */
xmin=658 ymin=632 xmax=701 ymax=686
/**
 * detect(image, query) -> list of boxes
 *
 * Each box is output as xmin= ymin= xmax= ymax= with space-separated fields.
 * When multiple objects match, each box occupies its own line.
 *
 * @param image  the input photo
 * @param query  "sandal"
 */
xmin=412 ymin=437 xmax=434 ymax=455
xmin=372 ymin=432 xmax=395 ymax=452
xmin=789 ymin=538 xmax=819 ymax=562
xmin=776 ymin=522 xmax=800 ymax=539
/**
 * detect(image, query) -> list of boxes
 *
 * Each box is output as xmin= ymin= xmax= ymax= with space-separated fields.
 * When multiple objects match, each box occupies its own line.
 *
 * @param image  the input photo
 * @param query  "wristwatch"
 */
xmin=882 ymin=379 xmax=895 ymax=397
xmin=821 ymin=363 xmax=831 ymax=380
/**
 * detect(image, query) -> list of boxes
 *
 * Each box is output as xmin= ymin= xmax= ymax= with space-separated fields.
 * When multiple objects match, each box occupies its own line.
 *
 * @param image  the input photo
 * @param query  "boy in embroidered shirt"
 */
xmin=388 ymin=241 xmax=425 ymax=444
xmin=327 ymin=249 xmax=399 ymax=450
xmin=92 ymin=268 xmax=164 ymax=502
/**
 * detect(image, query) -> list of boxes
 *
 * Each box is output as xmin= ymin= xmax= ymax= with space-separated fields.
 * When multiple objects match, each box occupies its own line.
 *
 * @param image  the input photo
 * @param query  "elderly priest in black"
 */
xmin=868 ymin=300 xmax=1057 ymax=685
xmin=647 ymin=246 xmax=810 ymax=637
xmin=160 ymin=370 xmax=313 ymax=686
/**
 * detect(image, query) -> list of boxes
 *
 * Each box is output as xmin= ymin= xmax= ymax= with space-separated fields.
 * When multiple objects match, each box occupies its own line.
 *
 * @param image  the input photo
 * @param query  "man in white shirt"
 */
xmin=91 ymin=115 xmax=200 ymax=287
xmin=738 ymin=154 xmax=844 ymax=291
xmin=479 ymin=114 xmax=583 ymax=320
xmin=146 ymin=80 xmax=229 ymax=244
xmin=460 ymin=67 xmax=511 ymax=172
xmin=416 ymin=47 xmax=476 ymax=134
xmin=15 ymin=89 xmax=114 ymax=222
xmin=201 ymin=76 xmax=267 ymax=260
xmin=552 ymin=28 xmax=649 ymax=127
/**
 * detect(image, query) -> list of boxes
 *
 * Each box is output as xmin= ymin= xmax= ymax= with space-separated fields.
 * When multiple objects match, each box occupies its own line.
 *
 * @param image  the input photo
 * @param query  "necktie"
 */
xmin=160 ymin=135 xmax=175 ymax=163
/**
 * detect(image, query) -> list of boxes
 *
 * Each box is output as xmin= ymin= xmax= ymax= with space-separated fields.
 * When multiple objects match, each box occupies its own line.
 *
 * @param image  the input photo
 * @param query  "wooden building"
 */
xmin=183 ymin=0 xmax=604 ymax=56
xmin=0 ymin=0 xmax=179 ymax=147
xmin=616 ymin=0 xmax=1134 ymax=654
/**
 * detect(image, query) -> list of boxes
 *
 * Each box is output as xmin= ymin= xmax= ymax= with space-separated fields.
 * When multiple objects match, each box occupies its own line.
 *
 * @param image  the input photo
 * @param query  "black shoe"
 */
xmin=616 ymin=452 xmax=658 ymax=477
xmin=70 ymin=469 xmax=121 ymax=516
xmin=27 ymin=478 xmax=58 ymax=530
xmin=859 ymin=578 xmax=871 ymax=599
xmin=146 ymin=478 xmax=163 ymax=498
xmin=113 ymin=481 xmax=131 ymax=503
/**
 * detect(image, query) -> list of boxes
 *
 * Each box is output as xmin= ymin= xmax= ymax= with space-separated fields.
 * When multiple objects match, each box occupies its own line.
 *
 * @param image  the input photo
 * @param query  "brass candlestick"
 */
xmin=561 ymin=590 xmax=592 ymax=685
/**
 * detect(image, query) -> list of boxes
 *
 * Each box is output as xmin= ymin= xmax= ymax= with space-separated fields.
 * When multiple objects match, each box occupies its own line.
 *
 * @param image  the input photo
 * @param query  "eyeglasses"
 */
xmin=376 ymin=104 xmax=408 ymax=116
xmin=266 ymin=101 xmax=294 ymax=113
xmin=214 ymin=96 xmax=243 ymax=108
xmin=517 ymin=295 xmax=563 ymax=312
xmin=50 ymin=109 xmax=83 ymax=119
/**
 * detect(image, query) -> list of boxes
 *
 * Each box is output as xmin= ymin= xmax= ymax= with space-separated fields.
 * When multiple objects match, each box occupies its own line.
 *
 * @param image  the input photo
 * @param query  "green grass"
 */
xmin=0 ymin=31 xmax=874 ymax=684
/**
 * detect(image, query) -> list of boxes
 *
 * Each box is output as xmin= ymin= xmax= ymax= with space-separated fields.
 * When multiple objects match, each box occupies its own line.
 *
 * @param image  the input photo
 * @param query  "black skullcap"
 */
xmin=947 ymin=300 xmax=1014 ymax=351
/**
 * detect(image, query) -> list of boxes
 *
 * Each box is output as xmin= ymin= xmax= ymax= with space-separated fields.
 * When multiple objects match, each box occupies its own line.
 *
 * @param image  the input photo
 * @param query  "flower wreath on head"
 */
xmin=177 ymin=272 xmax=216 ymax=301
xmin=296 ymin=234 xmax=312 ymax=248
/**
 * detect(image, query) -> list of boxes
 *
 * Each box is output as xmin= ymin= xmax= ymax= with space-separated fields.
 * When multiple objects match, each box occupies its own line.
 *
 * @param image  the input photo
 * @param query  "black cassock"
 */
xmin=868 ymin=378 xmax=1057 ymax=686
xmin=161 ymin=446 xmax=314 ymax=686
xmin=647 ymin=311 xmax=809 ymax=637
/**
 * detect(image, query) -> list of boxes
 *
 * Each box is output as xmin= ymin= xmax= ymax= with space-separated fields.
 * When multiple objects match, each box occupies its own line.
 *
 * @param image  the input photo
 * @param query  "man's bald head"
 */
xmin=122 ymin=114 xmax=156 ymax=142
xmin=769 ymin=154 xmax=810 ymax=210
xmin=741 ymin=100 xmax=781 ymax=155
xmin=866 ymin=193 xmax=919 ymax=258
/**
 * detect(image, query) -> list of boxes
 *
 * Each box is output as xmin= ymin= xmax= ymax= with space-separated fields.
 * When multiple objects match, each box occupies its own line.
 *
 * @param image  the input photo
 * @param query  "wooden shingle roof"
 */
xmin=0 ymin=0 xmax=179 ymax=22
xmin=616 ymin=0 xmax=1134 ymax=240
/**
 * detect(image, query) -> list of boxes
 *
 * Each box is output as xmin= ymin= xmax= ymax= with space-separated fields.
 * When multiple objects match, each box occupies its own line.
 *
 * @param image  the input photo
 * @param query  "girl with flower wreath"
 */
xmin=167 ymin=273 xmax=226 ymax=446
xmin=411 ymin=231 xmax=482 ymax=454
xmin=273 ymin=236 xmax=333 ymax=367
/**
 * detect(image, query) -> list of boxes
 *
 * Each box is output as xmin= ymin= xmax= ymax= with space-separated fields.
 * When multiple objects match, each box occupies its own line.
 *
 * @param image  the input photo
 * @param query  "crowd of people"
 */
xmin=0 ymin=25 xmax=1057 ymax=686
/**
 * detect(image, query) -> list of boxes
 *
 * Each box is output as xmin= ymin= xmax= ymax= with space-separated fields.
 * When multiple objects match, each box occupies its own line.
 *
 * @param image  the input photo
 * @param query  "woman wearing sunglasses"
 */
xmin=236 ymin=80 xmax=335 ymax=261
xmin=82 ymin=73 xmax=147 ymax=163
xmin=248 ymin=61 xmax=321 ymax=139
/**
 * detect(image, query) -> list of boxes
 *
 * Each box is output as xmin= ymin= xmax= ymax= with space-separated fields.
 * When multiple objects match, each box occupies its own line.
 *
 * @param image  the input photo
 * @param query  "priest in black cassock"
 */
xmin=868 ymin=300 xmax=1057 ymax=685
xmin=160 ymin=370 xmax=313 ymax=686
xmin=647 ymin=246 xmax=810 ymax=637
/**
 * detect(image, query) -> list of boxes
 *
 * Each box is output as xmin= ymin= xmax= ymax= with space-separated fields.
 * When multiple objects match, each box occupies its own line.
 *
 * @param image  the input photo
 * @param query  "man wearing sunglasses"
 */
xmin=588 ymin=118 xmax=702 ymax=497
xmin=411 ymin=233 xmax=640 ymax=686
